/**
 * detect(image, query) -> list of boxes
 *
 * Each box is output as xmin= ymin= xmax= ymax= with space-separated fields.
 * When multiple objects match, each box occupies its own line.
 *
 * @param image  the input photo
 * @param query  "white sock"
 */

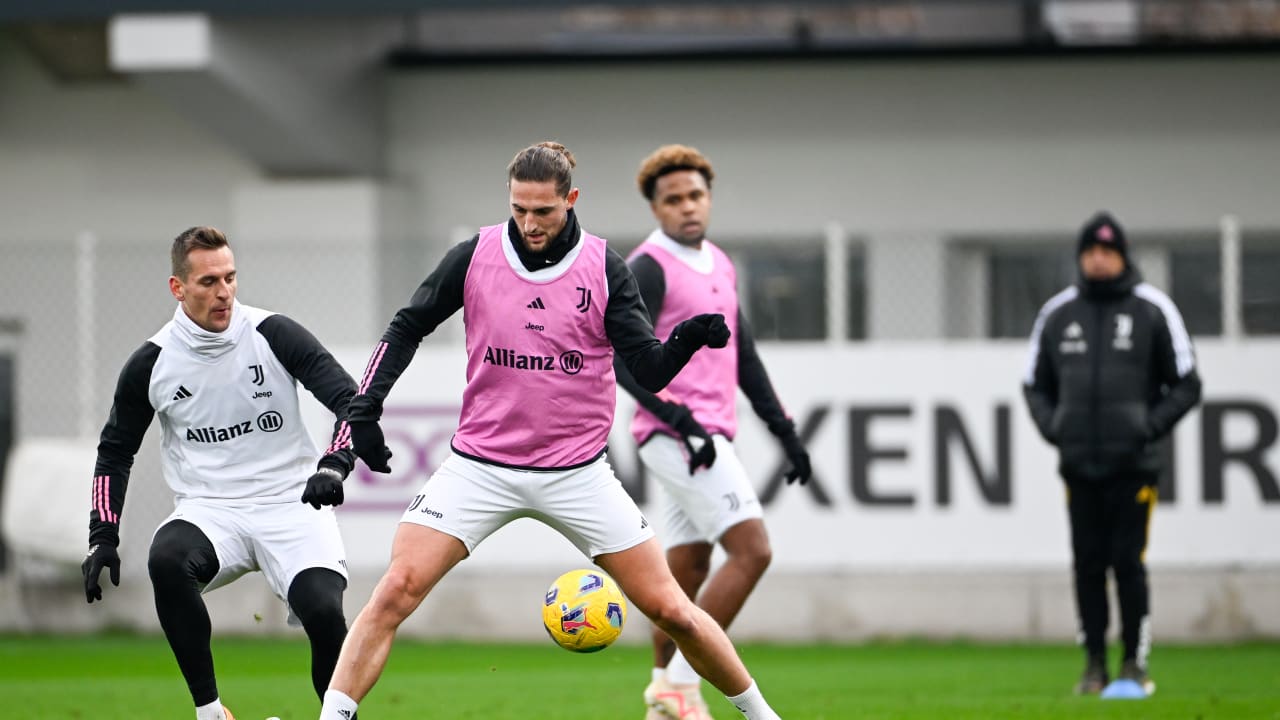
xmin=194 ymin=699 xmax=225 ymax=720
xmin=320 ymin=689 xmax=359 ymax=720
xmin=652 ymin=667 xmax=667 ymax=684
xmin=665 ymin=650 xmax=701 ymax=686
xmin=727 ymin=680 xmax=781 ymax=720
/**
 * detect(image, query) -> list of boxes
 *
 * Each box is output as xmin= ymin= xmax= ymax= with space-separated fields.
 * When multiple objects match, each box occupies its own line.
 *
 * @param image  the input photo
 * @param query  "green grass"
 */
xmin=2 ymin=635 xmax=1278 ymax=719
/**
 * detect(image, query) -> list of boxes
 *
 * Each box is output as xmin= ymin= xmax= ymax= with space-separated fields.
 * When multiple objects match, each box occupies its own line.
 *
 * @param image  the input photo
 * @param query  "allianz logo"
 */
xmin=482 ymin=346 xmax=585 ymax=375
xmin=185 ymin=411 xmax=284 ymax=443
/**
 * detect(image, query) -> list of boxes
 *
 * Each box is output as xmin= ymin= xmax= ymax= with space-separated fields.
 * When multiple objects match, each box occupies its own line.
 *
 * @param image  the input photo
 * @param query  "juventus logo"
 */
xmin=249 ymin=364 xmax=264 ymax=386
xmin=723 ymin=492 xmax=741 ymax=511
xmin=575 ymin=287 xmax=592 ymax=313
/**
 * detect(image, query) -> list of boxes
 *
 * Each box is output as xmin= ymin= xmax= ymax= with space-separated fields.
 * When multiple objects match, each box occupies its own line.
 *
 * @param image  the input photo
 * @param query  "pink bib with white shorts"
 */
xmin=451 ymin=223 xmax=614 ymax=468
xmin=629 ymin=238 xmax=740 ymax=444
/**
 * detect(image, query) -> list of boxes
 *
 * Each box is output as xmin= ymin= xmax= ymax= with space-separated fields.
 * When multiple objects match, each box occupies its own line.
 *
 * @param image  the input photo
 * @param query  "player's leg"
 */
xmin=542 ymin=456 xmax=781 ymax=719
xmin=254 ymin=502 xmax=352 ymax=705
xmin=654 ymin=539 xmax=713 ymax=665
xmin=599 ymin=538 xmax=780 ymax=720
xmin=287 ymin=568 xmax=349 ymax=702
xmin=321 ymin=454 xmax=514 ymax=720
xmin=1108 ymin=474 xmax=1157 ymax=693
xmin=643 ymin=436 xmax=772 ymax=690
xmin=147 ymin=519 xmax=228 ymax=720
xmin=1066 ymin=480 xmax=1109 ymax=693
xmin=320 ymin=523 xmax=466 ymax=719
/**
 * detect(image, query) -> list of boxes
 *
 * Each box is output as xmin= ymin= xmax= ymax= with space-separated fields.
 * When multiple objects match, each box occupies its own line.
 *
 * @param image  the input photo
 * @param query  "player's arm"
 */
xmin=344 ymin=236 xmax=474 ymax=472
xmin=612 ymin=253 xmax=675 ymax=416
xmin=611 ymin=253 xmax=716 ymax=472
xmin=256 ymin=314 xmax=360 ymax=507
xmin=1022 ymin=303 xmax=1060 ymax=445
xmin=1144 ymin=297 xmax=1202 ymax=442
xmin=84 ymin=342 xmax=159 ymax=603
xmin=604 ymin=248 xmax=728 ymax=393
xmin=737 ymin=310 xmax=810 ymax=483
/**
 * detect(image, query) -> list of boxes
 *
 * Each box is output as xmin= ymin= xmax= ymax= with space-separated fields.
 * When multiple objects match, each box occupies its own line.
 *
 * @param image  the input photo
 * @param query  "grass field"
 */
xmin=2 ymin=634 xmax=1277 ymax=719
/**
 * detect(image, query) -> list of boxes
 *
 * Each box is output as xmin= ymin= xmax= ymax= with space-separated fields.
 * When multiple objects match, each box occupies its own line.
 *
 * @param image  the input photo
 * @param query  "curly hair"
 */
xmin=636 ymin=144 xmax=715 ymax=201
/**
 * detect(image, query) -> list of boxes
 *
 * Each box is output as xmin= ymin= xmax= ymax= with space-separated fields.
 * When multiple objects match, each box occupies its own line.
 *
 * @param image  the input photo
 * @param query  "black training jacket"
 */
xmin=1022 ymin=267 xmax=1202 ymax=482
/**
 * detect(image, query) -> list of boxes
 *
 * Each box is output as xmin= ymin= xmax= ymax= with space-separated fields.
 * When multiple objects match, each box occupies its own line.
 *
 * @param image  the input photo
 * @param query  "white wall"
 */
xmin=386 ymin=54 xmax=1280 ymax=247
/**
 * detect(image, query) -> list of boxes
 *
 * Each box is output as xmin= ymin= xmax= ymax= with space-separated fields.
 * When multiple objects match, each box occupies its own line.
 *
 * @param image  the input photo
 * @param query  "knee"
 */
xmin=644 ymin=595 xmax=704 ymax=639
xmin=289 ymin=570 xmax=347 ymax=630
xmin=365 ymin=565 xmax=429 ymax=622
xmin=148 ymin=541 xmax=200 ymax=589
xmin=738 ymin=543 xmax=772 ymax=578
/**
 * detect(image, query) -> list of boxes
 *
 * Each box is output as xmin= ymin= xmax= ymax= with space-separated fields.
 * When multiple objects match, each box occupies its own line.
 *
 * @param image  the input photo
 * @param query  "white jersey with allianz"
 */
xmin=146 ymin=302 xmax=319 ymax=503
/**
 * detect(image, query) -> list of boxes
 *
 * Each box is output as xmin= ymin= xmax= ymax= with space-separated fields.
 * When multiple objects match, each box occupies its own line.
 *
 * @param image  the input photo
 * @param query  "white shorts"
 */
xmin=639 ymin=434 xmax=764 ymax=548
xmin=399 ymin=452 xmax=654 ymax=559
xmin=157 ymin=498 xmax=348 ymax=625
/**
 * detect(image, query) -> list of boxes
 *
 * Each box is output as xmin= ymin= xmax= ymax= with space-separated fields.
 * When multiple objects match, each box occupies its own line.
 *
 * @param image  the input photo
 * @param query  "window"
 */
xmin=846 ymin=247 xmax=867 ymax=340
xmin=1243 ymin=242 xmax=1280 ymax=335
xmin=986 ymin=244 xmax=1076 ymax=339
xmin=1169 ymin=244 xmax=1221 ymax=336
xmin=735 ymin=244 xmax=827 ymax=340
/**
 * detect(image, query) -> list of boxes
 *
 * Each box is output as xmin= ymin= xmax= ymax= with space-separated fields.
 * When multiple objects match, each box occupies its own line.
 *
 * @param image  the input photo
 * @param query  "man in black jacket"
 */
xmin=1023 ymin=211 xmax=1202 ymax=697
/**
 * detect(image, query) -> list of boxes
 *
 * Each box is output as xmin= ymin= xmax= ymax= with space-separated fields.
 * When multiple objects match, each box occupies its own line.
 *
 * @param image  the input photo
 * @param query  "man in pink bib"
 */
xmin=617 ymin=145 xmax=812 ymax=720
xmin=317 ymin=142 xmax=787 ymax=720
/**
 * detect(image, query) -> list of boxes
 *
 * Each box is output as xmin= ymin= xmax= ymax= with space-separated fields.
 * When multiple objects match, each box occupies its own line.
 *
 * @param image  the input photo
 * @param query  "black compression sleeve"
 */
xmin=347 ymin=236 xmax=475 ymax=421
xmin=736 ymin=309 xmax=794 ymax=436
xmin=612 ymin=253 xmax=680 ymax=421
xmin=91 ymin=341 xmax=160 ymax=543
xmin=256 ymin=314 xmax=359 ymax=474
xmin=603 ymin=248 xmax=699 ymax=393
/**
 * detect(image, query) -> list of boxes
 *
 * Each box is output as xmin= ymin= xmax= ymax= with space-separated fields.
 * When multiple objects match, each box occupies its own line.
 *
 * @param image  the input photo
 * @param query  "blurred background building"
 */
xmin=1 ymin=0 xmax=1277 ymax=642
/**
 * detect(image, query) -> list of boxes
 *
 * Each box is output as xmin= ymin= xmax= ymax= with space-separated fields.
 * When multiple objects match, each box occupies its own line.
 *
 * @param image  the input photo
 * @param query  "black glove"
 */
xmin=671 ymin=313 xmax=731 ymax=350
xmin=668 ymin=403 xmax=716 ymax=474
xmin=301 ymin=465 xmax=347 ymax=509
xmin=348 ymin=419 xmax=392 ymax=473
xmin=82 ymin=541 xmax=121 ymax=603
xmin=780 ymin=431 xmax=811 ymax=485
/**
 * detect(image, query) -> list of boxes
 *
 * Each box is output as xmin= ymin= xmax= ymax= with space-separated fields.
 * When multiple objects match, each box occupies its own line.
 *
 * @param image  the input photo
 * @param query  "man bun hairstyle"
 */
xmin=637 ymin=144 xmax=715 ymax=201
xmin=171 ymin=226 xmax=230 ymax=279
xmin=508 ymin=141 xmax=577 ymax=198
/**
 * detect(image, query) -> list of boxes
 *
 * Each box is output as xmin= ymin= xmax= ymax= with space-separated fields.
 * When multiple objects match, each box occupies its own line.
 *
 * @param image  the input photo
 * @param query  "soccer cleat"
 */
xmin=221 ymin=706 xmax=236 ymax=720
xmin=644 ymin=676 xmax=713 ymax=719
xmin=1118 ymin=659 xmax=1156 ymax=696
xmin=1074 ymin=656 xmax=1109 ymax=695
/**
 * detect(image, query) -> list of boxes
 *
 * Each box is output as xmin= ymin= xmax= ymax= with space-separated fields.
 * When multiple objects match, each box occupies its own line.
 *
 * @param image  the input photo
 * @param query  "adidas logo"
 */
xmin=172 ymin=385 xmax=193 ymax=401
xmin=527 ymin=297 xmax=546 ymax=309
xmin=338 ymin=710 xmax=353 ymax=720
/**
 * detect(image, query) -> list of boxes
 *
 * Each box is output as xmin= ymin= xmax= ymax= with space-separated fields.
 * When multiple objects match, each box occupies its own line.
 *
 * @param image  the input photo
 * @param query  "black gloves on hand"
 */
xmin=349 ymin=419 xmax=393 ymax=473
xmin=668 ymin=403 xmax=717 ymax=474
xmin=301 ymin=465 xmax=347 ymax=509
xmin=82 ymin=541 xmax=121 ymax=603
xmin=671 ymin=313 xmax=731 ymax=350
xmin=780 ymin=431 xmax=812 ymax=485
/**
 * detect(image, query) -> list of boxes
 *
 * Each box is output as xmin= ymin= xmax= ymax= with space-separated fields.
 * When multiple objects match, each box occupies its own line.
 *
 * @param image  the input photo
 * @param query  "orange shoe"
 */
xmin=222 ymin=706 xmax=236 ymax=720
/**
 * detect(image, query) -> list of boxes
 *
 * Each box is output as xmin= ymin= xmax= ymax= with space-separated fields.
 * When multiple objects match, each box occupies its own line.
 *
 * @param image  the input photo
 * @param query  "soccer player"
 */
xmin=81 ymin=227 xmax=360 ymax=720
xmin=615 ymin=144 xmax=812 ymax=719
xmin=317 ymin=142 xmax=785 ymax=720
xmin=1023 ymin=212 xmax=1201 ymax=696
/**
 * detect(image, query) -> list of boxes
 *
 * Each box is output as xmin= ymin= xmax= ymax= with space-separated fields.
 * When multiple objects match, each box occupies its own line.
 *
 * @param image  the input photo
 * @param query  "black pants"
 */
xmin=148 ymin=520 xmax=349 ymax=708
xmin=1066 ymin=474 xmax=1157 ymax=664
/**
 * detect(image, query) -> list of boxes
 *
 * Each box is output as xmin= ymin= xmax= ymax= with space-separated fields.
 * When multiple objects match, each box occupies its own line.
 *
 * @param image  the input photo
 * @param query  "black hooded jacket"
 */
xmin=1023 ymin=266 xmax=1202 ymax=482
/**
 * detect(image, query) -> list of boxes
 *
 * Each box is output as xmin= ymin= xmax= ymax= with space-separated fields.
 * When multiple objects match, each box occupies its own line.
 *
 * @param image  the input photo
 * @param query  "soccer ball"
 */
xmin=541 ymin=568 xmax=627 ymax=653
